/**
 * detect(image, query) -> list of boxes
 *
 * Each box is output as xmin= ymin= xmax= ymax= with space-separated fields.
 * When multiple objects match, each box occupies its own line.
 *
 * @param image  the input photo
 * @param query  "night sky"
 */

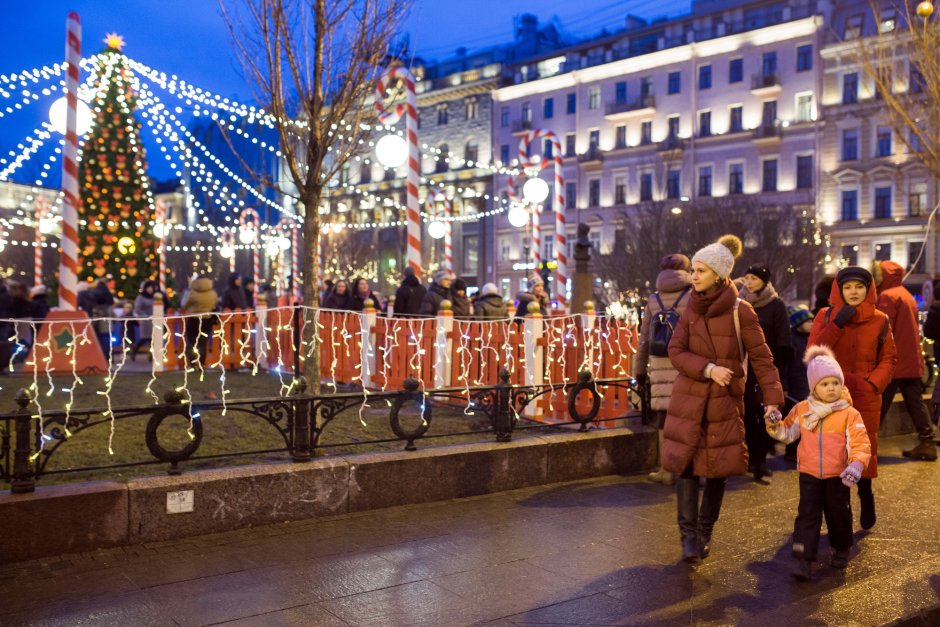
xmin=0 ymin=0 xmax=689 ymax=183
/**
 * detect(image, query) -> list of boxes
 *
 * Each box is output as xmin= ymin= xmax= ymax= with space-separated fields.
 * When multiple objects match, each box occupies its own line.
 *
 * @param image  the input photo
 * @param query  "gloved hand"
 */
xmin=840 ymin=461 xmax=864 ymax=487
xmin=832 ymin=305 xmax=857 ymax=329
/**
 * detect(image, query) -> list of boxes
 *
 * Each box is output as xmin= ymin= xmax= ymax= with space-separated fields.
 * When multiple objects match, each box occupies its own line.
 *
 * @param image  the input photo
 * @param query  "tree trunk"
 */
xmin=300 ymin=185 xmax=322 ymax=396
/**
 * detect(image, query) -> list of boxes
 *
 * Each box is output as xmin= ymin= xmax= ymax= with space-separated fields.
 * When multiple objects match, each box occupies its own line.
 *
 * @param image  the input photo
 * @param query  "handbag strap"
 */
xmin=733 ymin=298 xmax=747 ymax=369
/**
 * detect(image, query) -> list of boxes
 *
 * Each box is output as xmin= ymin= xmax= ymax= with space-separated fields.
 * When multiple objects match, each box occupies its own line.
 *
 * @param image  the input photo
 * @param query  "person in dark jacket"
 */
xmin=323 ymin=280 xmax=352 ymax=310
xmin=220 ymin=272 xmax=249 ymax=310
xmin=451 ymin=278 xmax=472 ymax=317
xmin=86 ymin=279 xmax=116 ymax=357
xmin=924 ymin=279 xmax=940 ymax=425
xmin=131 ymin=280 xmax=157 ymax=361
xmin=739 ymin=265 xmax=793 ymax=484
xmin=243 ymin=277 xmax=256 ymax=308
xmin=515 ymin=276 xmax=550 ymax=319
xmin=29 ymin=286 xmax=50 ymax=320
xmin=349 ymin=277 xmax=379 ymax=312
xmin=783 ymin=305 xmax=814 ymax=462
xmin=420 ymin=271 xmax=452 ymax=316
xmin=474 ymin=283 xmax=508 ymax=320
xmin=392 ymin=267 xmax=426 ymax=317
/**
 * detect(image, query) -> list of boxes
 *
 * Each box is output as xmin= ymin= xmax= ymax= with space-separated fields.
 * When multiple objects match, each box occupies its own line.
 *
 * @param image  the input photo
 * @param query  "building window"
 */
xmin=698 ymin=64 xmax=712 ymax=90
xmin=588 ymin=130 xmax=600 ymax=153
xmin=464 ymin=140 xmax=479 ymax=164
xmin=615 ymin=125 xmax=626 ymax=148
xmin=796 ymin=155 xmax=813 ymax=189
xmin=543 ymin=97 xmax=554 ymax=119
xmin=761 ymin=100 xmax=777 ymax=128
xmin=874 ymin=242 xmax=892 ymax=262
xmin=465 ymin=98 xmax=478 ymax=120
xmin=437 ymin=106 xmax=448 ymax=125
xmin=588 ymin=86 xmax=601 ymax=110
xmin=874 ymin=186 xmax=892 ymax=219
xmin=729 ymin=105 xmax=743 ymax=132
xmin=566 ymin=92 xmax=577 ymax=114
xmin=500 ymin=237 xmax=510 ymax=258
xmin=841 ymin=244 xmax=859 ymax=266
xmin=910 ymin=181 xmax=928 ymax=216
xmin=762 ymin=51 xmax=777 ymax=77
xmin=521 ymin=102 xmax=531 ymax=122
xmin=640 ymin=172 xmax=653 ymax=201
xmin=640 ymin=76 xmax=653 ymax=97
xmin=842 ymin=129 xmax=859 ymax=161
xmin=843 ymin=73 xmax=858 ymax=104
xmin=588 ymin=179 xmax=601 ymax=206
xmin=666 ymin=169 xmax=680 ymax=199
xmin=728 ymin=163 xmax=744 ymax=194
xmin=614 ymin=176 xmax=626 ymax=204
xmin=615 ymin=81 xmax=627 ymax=103
xmin=463 ymin=235 xmax=478 ymax=274
xmin=844 ymin=15 xmax=863 ymax=40
xmin=911 ymin=65 xmax=926 ymax=94
xmin=667 ymin=115 xmax=680 ymax=139
xmin=565 ymin=182 xmax=577 ymax=208
xmin=796 ymin=93 xmax=814 ymax=122
xmin=435 ymin=144 xmax=449 ymax=173
xmin=500 ymin=106 xmax=510 ymax=128
xmin=699 ymin=111 xmax=711 ymax=137
xmin=359 ymin=164 xmax=371 ymax=184
xmin=909 ymin=241 xmax=926 ymax=274
xmin=875 ymin=67 xmax=892 ymax=99
xmin=543 ymin=138 xmax=553 ymax=159
xmin=841 ymin=190 xmax=858 ymax=221
xmin=499 ymin=144 xmax=509 ymax=164
xmin=910 ymin=128 xmax=924 ymax=153
xmin=880 ymin=9 xmax=897 ymax=33
xmin=543 ymin=240 xmax=554 ymax=262
xmin=340 ymin=163 xmax=350 ymax=184
xmin=698 ymin=166 xmax=712 ymax=197
xmin=762 ymin=159 xmax=778 ymax=192
xmin=565 ymin=133 xmax=576 ymax=157
xmin=641 ymin=121 xmax=652 ymax=145
xmin=729 ymin=58 xmax=743 ymax=83
xmin=876 ymin=126 xmax=892 ymax=157
xmin=796 ymin=44 xmax=813 ymax=72
xmin=668 ymin=71 xmax=681 ymax=95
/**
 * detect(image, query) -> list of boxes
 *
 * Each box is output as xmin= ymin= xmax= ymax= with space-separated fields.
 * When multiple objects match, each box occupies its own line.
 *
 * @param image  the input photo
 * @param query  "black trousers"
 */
xmin=792 ymin=473 xmax=853 ymax=561
xmin=744 ymin=398 xmax=774 ymax=466
xmin=881 ymin=378 xmax=935 ymax=441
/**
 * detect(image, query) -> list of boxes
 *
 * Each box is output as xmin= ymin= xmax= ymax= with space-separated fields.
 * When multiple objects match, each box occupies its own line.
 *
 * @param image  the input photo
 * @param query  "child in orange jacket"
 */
xmin=766 ymin=345 xmax=871 ymax=581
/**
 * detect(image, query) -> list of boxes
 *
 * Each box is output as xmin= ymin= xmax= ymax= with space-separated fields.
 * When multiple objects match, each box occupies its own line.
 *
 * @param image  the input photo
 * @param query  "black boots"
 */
xmin=858 ymin=479 xmax=876 ymax=530
xmin=791 ymin=558 xmax=812 ymax=581
xmin=676 ymin=477 xmax=700 ymax=564
xmin=698 ymin=478 xmax=726 ymax=559
xmin=830 ymin=549 xmax=850 ymax=569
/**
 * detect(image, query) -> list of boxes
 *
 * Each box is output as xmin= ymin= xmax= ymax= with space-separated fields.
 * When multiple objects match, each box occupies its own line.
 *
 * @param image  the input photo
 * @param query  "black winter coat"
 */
xmin=474 ymin=294 xmax=508 ymax=320
xmin=419 ymin=283 xmax=449 ymax=316
xmin=924 ymin=302 xmax=940 ymax=343
xmin=785 ymin=329 xmax=810 ymax=403
xmin=743 ymin=293 xmax=793 ymax=404
xmin=393 ymin=276 xmax=426 ymax=316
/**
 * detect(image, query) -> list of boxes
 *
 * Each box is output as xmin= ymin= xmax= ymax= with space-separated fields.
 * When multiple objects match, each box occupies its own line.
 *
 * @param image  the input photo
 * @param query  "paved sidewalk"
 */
xmin=0 ymin=435 xmax=938 ymax=626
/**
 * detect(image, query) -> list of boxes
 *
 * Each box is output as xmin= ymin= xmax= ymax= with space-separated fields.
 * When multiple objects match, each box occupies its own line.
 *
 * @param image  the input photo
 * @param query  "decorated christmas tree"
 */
xmin=78 ymin=33 xmax=156 ymax=298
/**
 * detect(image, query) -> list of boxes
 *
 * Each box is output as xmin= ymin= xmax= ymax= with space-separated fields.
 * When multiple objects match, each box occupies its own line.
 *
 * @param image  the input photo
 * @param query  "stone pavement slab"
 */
xmin=0 ymin=435 xmax=937 ymax=626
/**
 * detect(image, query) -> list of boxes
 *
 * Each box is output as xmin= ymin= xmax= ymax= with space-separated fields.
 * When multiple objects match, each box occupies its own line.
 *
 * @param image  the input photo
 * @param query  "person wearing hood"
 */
xmin=515 ymin=275 xmax=550 ymax=319
xmin=323 ymin=279 xmax=352 ymax=310
xmin=873 ymin=260 xmax=936 ymax=461
xmin=450 ymin=278 xmax=472 ymax=317
xmin=392 ymin=267 xmax=426 ymax=317
xmin=181 ymin=276 xmax=218 ymax=365
xmin=739 ymin=265 xmax=794 ymax=484
xmin=635 ymin=253 xmax=693 ymax=485
xmin=349 ymin=277 xmax=379 ymax=312
xmin=220 ymin=272 xmax=250 ymax=311
xmin=420 ymin=270 xmax=453 ymax=316
xmin=663 ymin=235 xmax=783 ymax=563
xmin=474 ymin=283 xmax=508 ymax=320
xmin=131 ymin=280 xmax=157 ymax=361
xmin=809 ymin=266 xmax=897 ymax=530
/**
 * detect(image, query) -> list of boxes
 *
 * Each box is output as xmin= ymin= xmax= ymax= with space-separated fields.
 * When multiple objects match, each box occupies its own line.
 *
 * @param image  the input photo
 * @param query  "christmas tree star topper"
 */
xmin=104 ymin=33 xmax=125 ymax=51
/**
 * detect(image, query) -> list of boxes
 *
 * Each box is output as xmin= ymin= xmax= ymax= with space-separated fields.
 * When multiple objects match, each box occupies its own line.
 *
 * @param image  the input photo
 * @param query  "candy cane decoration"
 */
xmin=34 ymin=197 xmax=49 ymax=288
xmin=154 ymin=199 xmax=167 ymax=294
xmin=375 ymin=67 xmax=421 ymax=277
xmin=239 ymin=207 xmax=260 ymax=283
xmin=291 ymin=224 xmax=300 ymax=302
xmin=58 ymin=12 xmax=81 ymax=311
xmin=507 ymin=175 xmax=540 ymax=270
xmin=518 ymin=130 xmax=567 ymax=312
xmin=443 ymin=196 xmax=453 ymax=274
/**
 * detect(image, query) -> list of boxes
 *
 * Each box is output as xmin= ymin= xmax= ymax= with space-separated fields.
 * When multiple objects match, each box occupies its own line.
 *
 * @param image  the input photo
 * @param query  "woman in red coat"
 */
xmin=663 ymin=235 xmax=784 ymax=564
xmin=808 ymin=266 xmax=897 ymax=530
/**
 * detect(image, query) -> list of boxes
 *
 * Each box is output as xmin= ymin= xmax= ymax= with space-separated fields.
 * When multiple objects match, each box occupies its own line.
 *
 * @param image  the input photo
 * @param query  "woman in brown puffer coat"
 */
xmin=663 ymin=235 xmax=784 ymax=564
xmin=634 ymin=253 xmax=692 ymax=485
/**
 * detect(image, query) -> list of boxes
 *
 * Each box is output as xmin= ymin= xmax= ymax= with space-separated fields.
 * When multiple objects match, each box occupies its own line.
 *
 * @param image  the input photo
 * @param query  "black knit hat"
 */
xmin=745 ymin=265 xmax=771 ymax=285
xmin=836 ymin=266 xmax=873 ymax=288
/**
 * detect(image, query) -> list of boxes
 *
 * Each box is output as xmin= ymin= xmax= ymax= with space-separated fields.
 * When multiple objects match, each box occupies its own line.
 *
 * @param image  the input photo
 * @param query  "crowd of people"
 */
xmin=632 ymin=234 xmax=938 ymax=580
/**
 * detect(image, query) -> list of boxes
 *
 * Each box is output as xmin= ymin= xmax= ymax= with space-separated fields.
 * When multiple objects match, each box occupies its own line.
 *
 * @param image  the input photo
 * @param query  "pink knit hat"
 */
xmin=804 ymin=345 xmax=844 ymax=392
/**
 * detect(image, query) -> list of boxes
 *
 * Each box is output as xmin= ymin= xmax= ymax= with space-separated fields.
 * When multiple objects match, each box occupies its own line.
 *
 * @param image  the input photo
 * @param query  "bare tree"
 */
xmin=221 ymin=0 xmax=410 ymax=383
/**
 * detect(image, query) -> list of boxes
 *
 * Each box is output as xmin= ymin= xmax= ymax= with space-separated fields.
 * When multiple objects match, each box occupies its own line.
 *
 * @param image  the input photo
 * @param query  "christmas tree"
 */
xmin=78 ymin=33 xmax=156 ymax=298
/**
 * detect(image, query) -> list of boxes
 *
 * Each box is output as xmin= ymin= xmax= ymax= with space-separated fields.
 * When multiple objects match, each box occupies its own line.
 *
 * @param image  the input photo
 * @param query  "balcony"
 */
xmin=657 ymin=136 xmax=685 ymax=153
xmin=511 ymin=119 xmax=534 ymax=135
xmin=750 ymin=73 xmax=782 ymax=97
xmin=604 ymin=95 xmax=656 ymax=121
xmin=578 ymin=146 xmax=604 ymax=166
xmin=752 ymin=124 xmax=783 ymax=145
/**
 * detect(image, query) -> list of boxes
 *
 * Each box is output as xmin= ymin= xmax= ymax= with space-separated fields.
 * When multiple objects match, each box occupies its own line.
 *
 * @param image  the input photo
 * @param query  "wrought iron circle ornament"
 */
xmin=568 ymin=370 xmax=601 ymax=431
xmin=145 ymin=391 xmax=203 ymax=473
xmin=389 ymin=377 xmax=432 ymax=450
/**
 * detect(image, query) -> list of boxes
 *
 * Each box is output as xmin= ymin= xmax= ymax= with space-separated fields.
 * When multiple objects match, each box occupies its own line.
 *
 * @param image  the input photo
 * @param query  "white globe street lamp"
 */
xmin=38 ymin=216 xmax=57 ymax=235
xmin=507 ymin=204 xmax=529 ymax=228
xmin=427 ymin=219 xmax=447 ymax=240
xmin=277 ymin=235 xmax=291 ymax=251
xmin=152 ymin=221 xmax=170 ymax=239
xmin=239 ymin=225 xmax=257 ymax=245
xmin=523 ymin=177 xmax=550 ymax=204
xmin=375 ymin=134 xmax=408 ymax=168
xmin=265 ymin=239 xmax=281 ymax=257
xmin=220 ymin=244 xmax=234 ymax=259
xmin=48 ymin=96 xmax=93 ymax=136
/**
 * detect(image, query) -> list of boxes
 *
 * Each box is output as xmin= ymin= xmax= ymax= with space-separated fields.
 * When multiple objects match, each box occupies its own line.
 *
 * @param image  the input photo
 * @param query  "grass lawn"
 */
xmin=0 ymin=368 xmax=553 ymax=487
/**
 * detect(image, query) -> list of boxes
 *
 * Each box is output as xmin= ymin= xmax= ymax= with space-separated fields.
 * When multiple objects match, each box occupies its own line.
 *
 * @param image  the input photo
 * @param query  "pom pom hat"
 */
xmin=804 ymin=345 xmax=844 ymax=392
xmin=691 ymin=234 xmax=743 ymax=280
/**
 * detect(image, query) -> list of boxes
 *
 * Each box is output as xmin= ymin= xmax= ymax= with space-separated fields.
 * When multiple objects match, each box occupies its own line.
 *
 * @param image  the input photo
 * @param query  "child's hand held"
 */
xmin=840 ymin=461 xmax=863 ymax=487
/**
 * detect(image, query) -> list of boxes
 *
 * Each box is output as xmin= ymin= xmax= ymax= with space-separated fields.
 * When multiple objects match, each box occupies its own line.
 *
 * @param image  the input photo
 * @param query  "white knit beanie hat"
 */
xmin=691 ymin=234 xmax=743 ymax=280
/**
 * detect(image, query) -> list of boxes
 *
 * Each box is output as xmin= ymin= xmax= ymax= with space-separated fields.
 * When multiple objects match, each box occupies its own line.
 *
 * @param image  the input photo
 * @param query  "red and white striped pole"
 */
xmin=441 ymin=194 xmax=453 ymax=274
xmin=291 ymin=223 xmax=300 ymax=302
xmin=518 ymin=130 xmax=567 ymax=312
xmin=375 ymin=67 xmax=421 ymax=278
xmin=532 ymin=204 xmax=542 ymax=268
xmin=239 ymin=207 xmax=260 ymax=283
xmin=58 ymin=12 xmax=81 ymax=311
xmin=154 ymin=199 xmax=167 ymax=294
xmin=34 ymin=197 xmax=47 ymax=288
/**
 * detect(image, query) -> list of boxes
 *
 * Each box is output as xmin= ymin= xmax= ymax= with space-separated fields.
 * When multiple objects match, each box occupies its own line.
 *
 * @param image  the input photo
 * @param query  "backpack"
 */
xmin=824 ymin=307 xmax=890 ymax=361
xmin=649 ymin=287 xmax=690 ymax=357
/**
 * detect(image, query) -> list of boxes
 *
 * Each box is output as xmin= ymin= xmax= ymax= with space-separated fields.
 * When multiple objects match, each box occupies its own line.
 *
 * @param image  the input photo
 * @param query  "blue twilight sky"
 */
xmin=0 ymin=0 xmax=690 ymax=183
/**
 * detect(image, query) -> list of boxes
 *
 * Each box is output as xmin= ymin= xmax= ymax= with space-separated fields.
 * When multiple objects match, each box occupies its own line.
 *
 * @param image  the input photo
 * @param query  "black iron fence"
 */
xmin=0 ymin=371 xmax=643 ymax=493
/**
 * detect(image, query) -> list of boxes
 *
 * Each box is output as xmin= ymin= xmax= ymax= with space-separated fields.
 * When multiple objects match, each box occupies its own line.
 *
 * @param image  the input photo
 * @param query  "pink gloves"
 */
xmin=840 ymin=461 xmax=864 ymax=487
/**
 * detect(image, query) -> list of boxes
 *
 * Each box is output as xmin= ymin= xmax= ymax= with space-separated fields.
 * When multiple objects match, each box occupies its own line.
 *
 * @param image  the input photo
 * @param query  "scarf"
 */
xmin=689 ymin=278 xmax=733 ymax=316
xmin=801 ymin=395 xmax=850 ymax=432
xmin=740 ymin=282 xmax=778 ymax=309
